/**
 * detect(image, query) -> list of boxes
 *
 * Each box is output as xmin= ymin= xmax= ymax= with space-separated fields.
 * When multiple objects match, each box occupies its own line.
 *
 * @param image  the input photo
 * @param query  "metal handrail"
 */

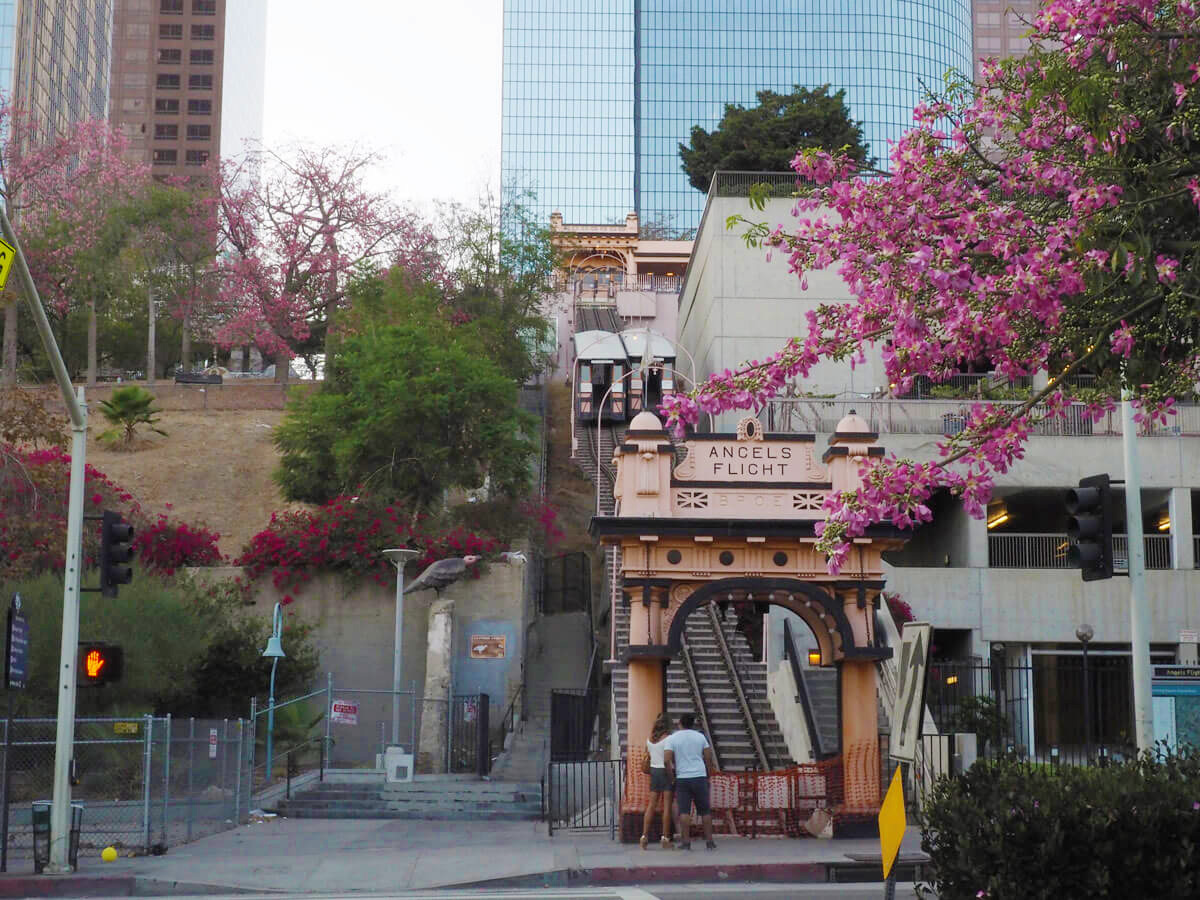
xmin=783 ymin=618 xmax=828 ymax=760
xmin=707 ymin=601 xmax=770 ymax=771
xmin=679 ymin=635 xmax=721 ymax=771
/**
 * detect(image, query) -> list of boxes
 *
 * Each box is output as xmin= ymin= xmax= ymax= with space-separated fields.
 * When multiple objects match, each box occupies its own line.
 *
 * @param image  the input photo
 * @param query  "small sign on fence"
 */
xmin=208 ymin=727 xmax=219 ymax=759
xmin=331 ymin=699 xmax=359 ymax=725
xmin=469 ymin=635 xmax=506 ymax=659
xmin=114 ymin=721 xmax=139 ymax=735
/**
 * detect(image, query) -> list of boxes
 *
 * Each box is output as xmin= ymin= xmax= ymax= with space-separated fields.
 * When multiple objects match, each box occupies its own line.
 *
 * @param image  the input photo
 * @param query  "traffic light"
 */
xmin=1066 ymin=474 xmax=1114 ymax=582
xmin=100 ymin=510 xmax=134 ymax=597
xmin=77 ymin=643 xmax=124 ymax=686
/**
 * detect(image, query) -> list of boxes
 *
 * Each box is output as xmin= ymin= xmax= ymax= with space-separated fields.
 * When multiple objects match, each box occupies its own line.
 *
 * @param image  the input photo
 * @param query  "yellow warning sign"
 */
xmin=878 ymin=766 xmax=907 ymax=879
xmin=0 ymin=238 xmax=14 ymax=291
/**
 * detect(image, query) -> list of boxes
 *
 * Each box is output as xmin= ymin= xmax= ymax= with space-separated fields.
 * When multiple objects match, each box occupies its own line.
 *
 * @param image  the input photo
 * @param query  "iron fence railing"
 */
xmin=763 ymin=397 xmax=1200 ymax=438
xmin=925 ymin=658 xmax=1136 ymax=766
xmin=988 ymin=532 xmax=1172 ymax=569
xmin=1195 ymin=536 xmax=1200 ymax=568
xmin=0 ymin=716 xmax=250 ymax=865
xmin=547 ymin=758 xmax=624 ymax=836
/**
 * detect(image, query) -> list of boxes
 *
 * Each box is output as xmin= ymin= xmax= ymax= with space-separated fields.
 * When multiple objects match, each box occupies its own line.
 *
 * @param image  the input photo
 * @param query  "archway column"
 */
xmin=839 ymin=584 xmax=881 ymax=814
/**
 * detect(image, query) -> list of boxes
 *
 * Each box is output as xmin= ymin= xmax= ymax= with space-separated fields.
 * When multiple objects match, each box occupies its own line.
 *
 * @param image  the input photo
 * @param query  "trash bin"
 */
xmin=31 ymin=801 xmax=83 ymax=874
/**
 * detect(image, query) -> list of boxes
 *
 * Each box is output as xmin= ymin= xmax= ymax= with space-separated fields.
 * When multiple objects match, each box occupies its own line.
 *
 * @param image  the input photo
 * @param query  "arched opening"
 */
xmin=666 ymin=577 xmax=877 ymax=667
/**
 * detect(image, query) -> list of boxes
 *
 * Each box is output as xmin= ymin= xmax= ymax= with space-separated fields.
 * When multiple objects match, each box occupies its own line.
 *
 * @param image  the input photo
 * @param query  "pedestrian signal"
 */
xmin=78 ymin=643 xmax=123 ymax=686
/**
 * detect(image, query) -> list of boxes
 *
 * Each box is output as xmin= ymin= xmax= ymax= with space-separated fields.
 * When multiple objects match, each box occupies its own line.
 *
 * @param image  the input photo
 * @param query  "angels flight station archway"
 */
xmin=590 ymin=410 xmax=905 ymax=838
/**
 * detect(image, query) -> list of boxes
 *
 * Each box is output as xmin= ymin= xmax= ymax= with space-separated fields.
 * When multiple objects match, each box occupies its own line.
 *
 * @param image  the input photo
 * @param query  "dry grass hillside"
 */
xmin=87 ymin=409 xmax=287 ymax=558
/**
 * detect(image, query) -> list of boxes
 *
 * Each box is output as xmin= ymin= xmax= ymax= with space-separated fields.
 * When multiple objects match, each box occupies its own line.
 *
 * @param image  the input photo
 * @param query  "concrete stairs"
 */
xmin=611 ymin=602 xmax=797 ymax=771
xmin=276 ymin=778 xmax=542 ymax=821
xmin=489 ymin=715 xmax=549 ymax=783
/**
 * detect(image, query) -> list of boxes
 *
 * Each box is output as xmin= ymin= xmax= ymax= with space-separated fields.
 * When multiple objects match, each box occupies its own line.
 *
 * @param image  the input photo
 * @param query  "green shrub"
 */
xmin=918 ymin=751 xmax=1200 ymax=899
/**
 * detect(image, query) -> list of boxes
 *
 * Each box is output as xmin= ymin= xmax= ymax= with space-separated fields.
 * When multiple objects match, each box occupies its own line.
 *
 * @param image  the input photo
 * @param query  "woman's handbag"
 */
xmin=640 ymin=751 xmax=651 ymax=775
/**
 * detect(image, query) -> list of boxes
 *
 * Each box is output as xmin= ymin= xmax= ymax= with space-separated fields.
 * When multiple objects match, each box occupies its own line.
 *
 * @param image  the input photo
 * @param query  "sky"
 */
xmin=262 ymin=0 xmax=502 ymax=216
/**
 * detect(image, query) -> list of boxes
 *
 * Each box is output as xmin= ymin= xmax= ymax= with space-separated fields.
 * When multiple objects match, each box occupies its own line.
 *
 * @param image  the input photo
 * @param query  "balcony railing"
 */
xmin=549 ymin=273 xmax=683 ymax=295
xmin=988 ymin=533 xmax=1173 ymax=570
xmin=763 ymin=397 xmax=1200 ymax=438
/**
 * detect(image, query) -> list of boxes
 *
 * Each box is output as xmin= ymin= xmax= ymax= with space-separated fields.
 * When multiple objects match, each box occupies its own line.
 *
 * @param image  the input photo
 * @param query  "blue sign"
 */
xmin=5 ymin=594 xmax=28 ymax=691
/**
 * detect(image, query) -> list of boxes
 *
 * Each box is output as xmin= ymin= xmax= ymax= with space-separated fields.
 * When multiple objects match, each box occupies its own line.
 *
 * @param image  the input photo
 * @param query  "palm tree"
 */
xmin=97 ymin=385 xmax=167 ymax=448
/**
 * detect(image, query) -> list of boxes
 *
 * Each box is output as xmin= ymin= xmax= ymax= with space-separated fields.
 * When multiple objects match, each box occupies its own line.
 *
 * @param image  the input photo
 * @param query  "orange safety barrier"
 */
xmin=619 ymin=747 xmax=877 ymax=841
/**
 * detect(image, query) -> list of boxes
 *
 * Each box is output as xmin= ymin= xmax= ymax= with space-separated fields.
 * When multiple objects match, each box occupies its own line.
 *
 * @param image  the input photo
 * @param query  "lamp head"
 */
xmin=262 ymin=635 xmax=286 ymax=659
xmin=1076 ymin=623 xmax=1094 ymax=644
xmin=383 ymin=547 xmax=420 ymax=568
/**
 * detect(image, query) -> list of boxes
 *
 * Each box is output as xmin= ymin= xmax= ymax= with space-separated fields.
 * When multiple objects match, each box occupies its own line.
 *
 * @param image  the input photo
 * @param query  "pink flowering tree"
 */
xmin=662 ymin=0 xmax=1200 ymax=572
xmin=211 ymin=147 xmax=445 ymax=382
xmin=0 ymin=102 xmax=154 ymax=385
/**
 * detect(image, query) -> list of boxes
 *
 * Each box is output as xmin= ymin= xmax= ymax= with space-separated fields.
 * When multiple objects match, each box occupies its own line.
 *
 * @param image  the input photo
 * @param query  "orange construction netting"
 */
xmin=622 ymin=741 xmax=881 ymax=839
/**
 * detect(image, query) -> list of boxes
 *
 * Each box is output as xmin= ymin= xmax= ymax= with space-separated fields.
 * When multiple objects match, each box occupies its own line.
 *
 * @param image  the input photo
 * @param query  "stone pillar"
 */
xmin=839 ymin=588 xmax=881 ymax=815
xmin=626 ymin=658 xmax=664 ymax=781
xmin=1169 ymin=488 xmax=1194 ymax=570
xmin=416 ymin=596 xmax=453 ymax=774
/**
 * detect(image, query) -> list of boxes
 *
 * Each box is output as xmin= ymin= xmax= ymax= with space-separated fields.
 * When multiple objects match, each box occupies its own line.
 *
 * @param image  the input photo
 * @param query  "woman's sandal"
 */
xmin=639 ymin=834 xmax=648 ymax=850
xmin=660 ymin=836 xmax=672 ymax=849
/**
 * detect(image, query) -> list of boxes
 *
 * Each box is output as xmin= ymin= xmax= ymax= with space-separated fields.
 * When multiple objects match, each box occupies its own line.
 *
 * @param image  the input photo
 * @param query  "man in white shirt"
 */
xmin=663 ymin=713 xmax=717 ymax=850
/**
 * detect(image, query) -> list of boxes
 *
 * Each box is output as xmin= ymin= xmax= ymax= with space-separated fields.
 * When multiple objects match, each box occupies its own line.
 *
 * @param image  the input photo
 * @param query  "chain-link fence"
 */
xmin=0 ymin=716 xmax=251 ymax=865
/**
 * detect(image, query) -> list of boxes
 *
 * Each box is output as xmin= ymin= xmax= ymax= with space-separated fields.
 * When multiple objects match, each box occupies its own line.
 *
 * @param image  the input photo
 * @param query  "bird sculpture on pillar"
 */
xmin=403 ymin=555 xmax=480 ymax=597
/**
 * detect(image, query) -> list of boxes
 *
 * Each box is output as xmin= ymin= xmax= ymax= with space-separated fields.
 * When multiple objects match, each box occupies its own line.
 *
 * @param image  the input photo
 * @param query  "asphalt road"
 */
xmin=161 ymin=885 xmax=925 ymax=900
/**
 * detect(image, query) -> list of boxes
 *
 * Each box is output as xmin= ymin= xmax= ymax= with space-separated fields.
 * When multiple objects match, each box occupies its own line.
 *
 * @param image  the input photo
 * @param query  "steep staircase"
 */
xmin=276 ymin=778 xmax=542 ymax=821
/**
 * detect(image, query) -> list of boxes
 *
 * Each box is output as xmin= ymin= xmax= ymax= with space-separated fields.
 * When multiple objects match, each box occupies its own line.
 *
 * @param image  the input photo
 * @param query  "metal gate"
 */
xmin=550 ymin=689 xmax=599 ymax=762
xmin=449 ymin=694 xmax=490 ymax=776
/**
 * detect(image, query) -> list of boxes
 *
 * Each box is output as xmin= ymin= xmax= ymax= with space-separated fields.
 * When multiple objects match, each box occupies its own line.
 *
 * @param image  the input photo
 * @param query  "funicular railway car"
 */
xmin=618 ymin=330 xmax=677 ymax=415
xmin=573 ymin=329 xmax=630 ymax=423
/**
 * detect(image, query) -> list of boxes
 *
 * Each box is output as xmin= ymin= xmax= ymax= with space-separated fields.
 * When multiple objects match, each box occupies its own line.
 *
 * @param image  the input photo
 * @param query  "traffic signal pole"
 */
xmin=0 ymin=207 xmax=87 ymax=872
xmin=1121 ymin=389 xmax=1154 ymax=753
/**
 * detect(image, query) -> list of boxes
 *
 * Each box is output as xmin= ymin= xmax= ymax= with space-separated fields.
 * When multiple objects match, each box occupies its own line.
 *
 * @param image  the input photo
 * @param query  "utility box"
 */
xmin=384 ymin=746 xmax=414 ymax=783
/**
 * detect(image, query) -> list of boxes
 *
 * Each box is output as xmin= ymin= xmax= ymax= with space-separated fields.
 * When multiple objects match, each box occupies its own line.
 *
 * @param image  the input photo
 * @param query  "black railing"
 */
xmin=925 ymin=658 xmax=1137 ymax=766
xmin=783 ymin=619 xmax=829 ymax=760
xmin=550 ymin=689 xmax=600 ymax=762
xmin=284 ymin=737 xmax=325 ymax=801
xmin=547 ymin=758 xmax=624 ymax=836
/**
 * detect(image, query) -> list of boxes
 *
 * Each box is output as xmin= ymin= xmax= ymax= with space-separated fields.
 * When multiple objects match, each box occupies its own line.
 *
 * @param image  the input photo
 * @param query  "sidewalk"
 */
xmin=0 ymin=818 xmax=928 ymax=895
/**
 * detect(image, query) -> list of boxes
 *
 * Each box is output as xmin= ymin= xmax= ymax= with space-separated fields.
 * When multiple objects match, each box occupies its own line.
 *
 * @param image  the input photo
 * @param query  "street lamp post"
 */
xmin=383 ymin=548 xmax=420 ymax=747
xmin=1076 ymin=623 xmax=1094 ymax=763
xmin=262 ymin=603 xmax=286 ymax=784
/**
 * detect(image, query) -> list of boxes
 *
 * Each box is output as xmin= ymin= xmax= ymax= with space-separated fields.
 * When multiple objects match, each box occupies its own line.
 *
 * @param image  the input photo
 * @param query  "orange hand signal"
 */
xmin=86 ymin=650 xmax=105 ymax=679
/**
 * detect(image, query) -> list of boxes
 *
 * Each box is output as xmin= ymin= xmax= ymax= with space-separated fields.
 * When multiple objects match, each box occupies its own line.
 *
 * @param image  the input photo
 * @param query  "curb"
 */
xmin=0 ymin=874 xmax=270 ymax=897
xmin=452 ymin=861 xmax=830 ymax=889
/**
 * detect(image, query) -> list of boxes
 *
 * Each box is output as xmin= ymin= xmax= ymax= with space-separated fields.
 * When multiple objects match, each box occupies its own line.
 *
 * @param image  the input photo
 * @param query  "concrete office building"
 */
xmin=501 ymin=0 xmax=973 ymax=232
xmin=972 ymin=0 xmax=1039 ymax=78
xmin=676 ymin=175 xmax=1200 ymax=759
xmin=0 ymin=0 xmax=112 ymax=135
xmin=109 ymin=0 xmax=226 ymax=177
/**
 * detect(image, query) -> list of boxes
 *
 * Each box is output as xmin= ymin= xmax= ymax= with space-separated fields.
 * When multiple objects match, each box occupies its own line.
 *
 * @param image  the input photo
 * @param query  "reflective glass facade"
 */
xmin=502 ymin=1 xmax=973 ymax=231
xmin=502 ymin=0 xmax=635 ymax=226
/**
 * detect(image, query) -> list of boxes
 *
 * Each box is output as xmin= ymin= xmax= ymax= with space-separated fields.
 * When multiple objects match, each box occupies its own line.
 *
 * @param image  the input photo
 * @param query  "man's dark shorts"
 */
xmin=674 ymin=776 xmax=711 ymax=816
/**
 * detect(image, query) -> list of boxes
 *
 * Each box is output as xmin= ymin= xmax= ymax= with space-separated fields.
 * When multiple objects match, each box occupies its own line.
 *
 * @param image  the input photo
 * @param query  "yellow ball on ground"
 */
xmin=101 ymin=846 xmax=118 ymax=862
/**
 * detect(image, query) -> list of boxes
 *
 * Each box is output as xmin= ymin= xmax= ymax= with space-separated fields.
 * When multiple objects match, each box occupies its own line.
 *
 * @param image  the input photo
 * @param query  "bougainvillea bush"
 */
xmin=0 ymin=444 xmax=222 ymax=578
xmin=663 ymin=0 xmax=1200 ymax=572
xmin=234 ymin=493 xmax=505 ymax=601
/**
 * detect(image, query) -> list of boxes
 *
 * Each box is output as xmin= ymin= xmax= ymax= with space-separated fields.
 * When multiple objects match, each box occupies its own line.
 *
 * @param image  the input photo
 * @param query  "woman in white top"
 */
xmin=640 ymin=713 xmax=674 ymax=849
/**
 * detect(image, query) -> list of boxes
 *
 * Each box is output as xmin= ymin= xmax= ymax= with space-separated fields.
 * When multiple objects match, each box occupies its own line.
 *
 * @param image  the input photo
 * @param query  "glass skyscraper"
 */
xmin=502 ymin=1 xmax=973 ymax=231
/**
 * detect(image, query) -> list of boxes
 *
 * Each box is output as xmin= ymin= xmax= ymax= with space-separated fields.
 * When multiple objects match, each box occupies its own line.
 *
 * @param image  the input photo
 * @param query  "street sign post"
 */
xmin=2 ymin=592 xmax=30 ymax=872
xmin=890 ymin=622 xmax=933 ymax=763
xmin=0 ymin=237 xmax=16 ymax=290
